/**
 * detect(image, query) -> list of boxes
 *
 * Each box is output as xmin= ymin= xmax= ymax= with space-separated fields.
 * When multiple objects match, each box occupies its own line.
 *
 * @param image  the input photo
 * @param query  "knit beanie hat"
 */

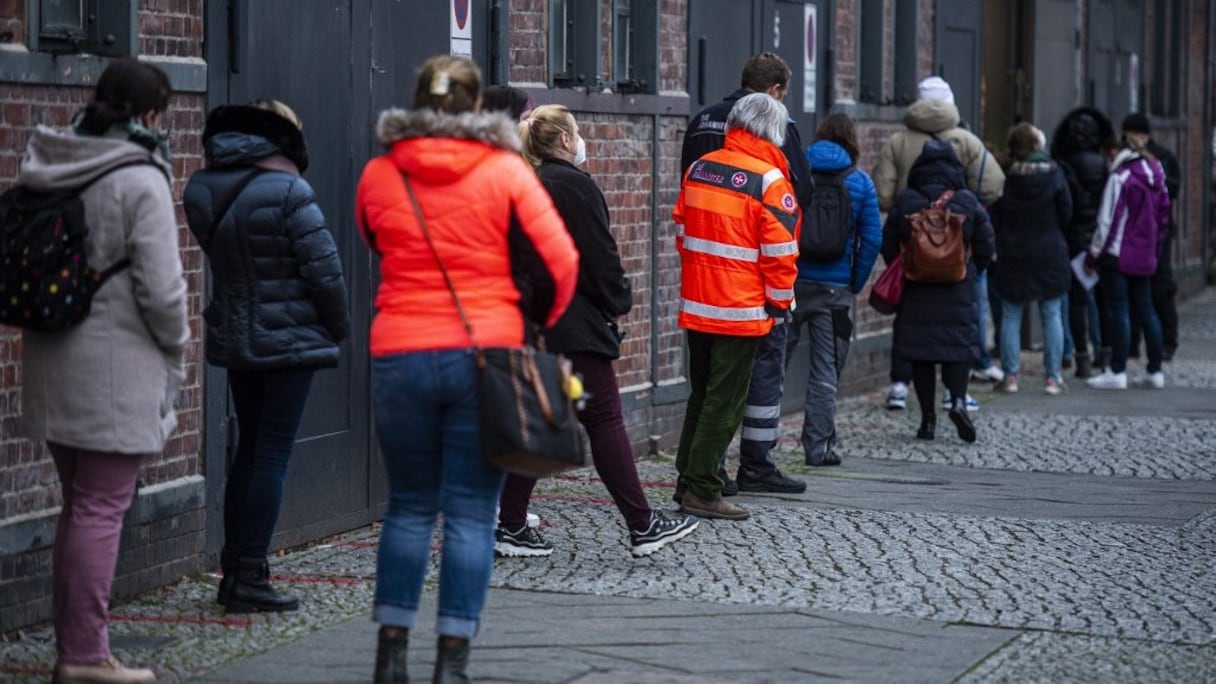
xmin=1122 ymin=112 xmax=1151 ymax=135
xmin=917 ymin=76 xmax=955 ymax=105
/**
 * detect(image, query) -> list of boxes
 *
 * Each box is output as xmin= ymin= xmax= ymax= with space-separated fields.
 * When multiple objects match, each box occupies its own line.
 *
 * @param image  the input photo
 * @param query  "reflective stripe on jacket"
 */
xmin=673 ymin=128 xmax=801 ymax=337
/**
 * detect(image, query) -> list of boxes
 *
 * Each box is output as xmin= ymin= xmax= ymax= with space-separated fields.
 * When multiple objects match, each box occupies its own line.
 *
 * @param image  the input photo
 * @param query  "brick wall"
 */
xmin=659 ymin=0 xmax=687 ymax=94
xmin=0 ymin=1 xmax=208 ymax=633
xmin=509 ymin=0 xmax=546 ymax=85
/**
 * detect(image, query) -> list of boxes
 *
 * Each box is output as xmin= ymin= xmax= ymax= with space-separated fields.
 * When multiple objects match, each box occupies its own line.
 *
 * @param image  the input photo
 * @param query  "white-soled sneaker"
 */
xmin=886 ymin=382 xmax=908 ymax=410
xmin=1087 ymin=370 xmax=1128 ymax=390
xmin=971 ymin=365 xmax=1005 ymax=383
xmin=494 ymin=525 xmax=554 ymax=557
xmin=629 ymin=511 xmax=699 ymax=557
xmin=942 ymin=391 xmax=980 ymax=412
xmin=1133 ymin=371 xmax=1165 ymax=389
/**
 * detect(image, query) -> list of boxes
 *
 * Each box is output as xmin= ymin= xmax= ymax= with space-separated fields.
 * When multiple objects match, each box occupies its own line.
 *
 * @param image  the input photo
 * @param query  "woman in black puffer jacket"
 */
xmin=882 ymin=140 xmax=993 ymax=443
xmin=184 ymin=100 xmax=350 ymax=614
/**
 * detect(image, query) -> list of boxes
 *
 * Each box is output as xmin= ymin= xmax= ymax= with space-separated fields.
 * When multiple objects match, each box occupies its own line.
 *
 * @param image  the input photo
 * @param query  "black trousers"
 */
xmin=911 ymin=362 xmax=969 ymax=416
xmin=1131 ymin=237 xmax=1179 ymax=352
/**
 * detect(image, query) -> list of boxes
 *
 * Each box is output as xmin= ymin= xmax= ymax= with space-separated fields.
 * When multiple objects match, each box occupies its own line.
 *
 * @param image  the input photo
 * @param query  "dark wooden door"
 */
xmin=1087 ymin=0 xmax=1144 ymax=126
xmin=935 ymin=0 xmax=984 ymax=134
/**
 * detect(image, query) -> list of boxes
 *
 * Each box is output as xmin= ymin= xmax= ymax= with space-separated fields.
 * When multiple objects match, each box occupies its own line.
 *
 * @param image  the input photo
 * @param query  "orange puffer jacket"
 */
xmin=673 ymin=128 xmax=801 ymax=337
xmin=356 ymin=108 xmax=579 ymax=356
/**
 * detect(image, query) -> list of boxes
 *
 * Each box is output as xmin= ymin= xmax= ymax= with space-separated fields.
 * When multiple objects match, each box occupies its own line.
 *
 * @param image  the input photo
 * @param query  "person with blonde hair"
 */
xmin=355 ymin=55 xmax=579 ymax=683
xmin=494 ymin=104 xmax=698 ymax=558
xmin=184 ymin=97 xmax=351 ymax=614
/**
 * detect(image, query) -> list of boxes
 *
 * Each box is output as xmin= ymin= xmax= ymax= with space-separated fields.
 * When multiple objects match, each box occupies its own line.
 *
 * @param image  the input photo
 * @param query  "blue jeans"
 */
xmin=1099 ymin=269 xmax=1163 ymax=374
xmin=975 ymin=271 xmax=993 ymax=369
xmin=225 ymin=367 xmax=315 ymax=559
xmin=371 ymin=350 xmax=505 ymax=640
xmin=999 ymin=296 xmax=1065 ymax=382
xmin=1061 ymin=296 xmax=1074 ymax=359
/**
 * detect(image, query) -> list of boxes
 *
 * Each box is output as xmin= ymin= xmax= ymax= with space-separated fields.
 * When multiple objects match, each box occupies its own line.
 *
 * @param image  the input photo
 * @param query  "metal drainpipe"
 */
xmin=648 ymin=111 xmax=662 ymax=455
xmin=1205 ymin=0 xmax=1214 ymax=284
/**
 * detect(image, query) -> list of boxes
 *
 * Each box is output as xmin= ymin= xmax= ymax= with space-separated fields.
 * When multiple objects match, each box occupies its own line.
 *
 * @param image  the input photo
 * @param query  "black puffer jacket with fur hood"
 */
xmin=184 ymin=105 xmax=351 ymax=369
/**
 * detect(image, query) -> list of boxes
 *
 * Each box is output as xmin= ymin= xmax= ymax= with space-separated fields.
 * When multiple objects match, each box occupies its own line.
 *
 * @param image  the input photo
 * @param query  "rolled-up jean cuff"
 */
xmin=373 ymin=604 xmax=417 ymax=629
xmin=436 ymin=615 xmax=479 ymax=640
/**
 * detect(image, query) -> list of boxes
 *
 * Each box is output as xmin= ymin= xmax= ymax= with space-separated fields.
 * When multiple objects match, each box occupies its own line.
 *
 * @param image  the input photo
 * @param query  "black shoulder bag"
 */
xmin=401 ymin=174 xmax=586 ymax=479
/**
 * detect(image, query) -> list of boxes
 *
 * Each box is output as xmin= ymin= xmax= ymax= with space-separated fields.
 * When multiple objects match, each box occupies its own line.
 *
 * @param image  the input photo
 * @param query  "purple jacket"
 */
xmin=1089 ymin=148 xmax=1171 ymax=276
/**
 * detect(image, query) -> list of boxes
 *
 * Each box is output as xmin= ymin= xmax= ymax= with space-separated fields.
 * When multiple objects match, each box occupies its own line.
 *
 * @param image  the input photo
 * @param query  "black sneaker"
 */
xmin=629 ymin=511 xmax=699 ymax=557
xmin=736 ymin=470 xmax=807 ymax=493
xmin=494 ymin=525 xmax=553 ymax=557
xmin=721 ymin=477 xmax=739 ymax=497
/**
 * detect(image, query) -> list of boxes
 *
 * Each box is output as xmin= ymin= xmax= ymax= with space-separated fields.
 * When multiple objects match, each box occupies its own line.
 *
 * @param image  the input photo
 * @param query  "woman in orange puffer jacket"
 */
xmin=355 ymin=56 xmax=578 ymax=684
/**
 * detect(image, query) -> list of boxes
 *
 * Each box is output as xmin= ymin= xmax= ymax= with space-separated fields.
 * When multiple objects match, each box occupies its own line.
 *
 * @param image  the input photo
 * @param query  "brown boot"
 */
xmin=679 ymin=492 xmax=750 ymax=520
xmin=54 ymin=655 xmax=156 ymax=684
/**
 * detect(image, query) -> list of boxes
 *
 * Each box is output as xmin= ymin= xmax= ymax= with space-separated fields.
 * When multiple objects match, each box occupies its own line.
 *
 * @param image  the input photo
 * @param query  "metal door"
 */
xmin=761 ymin=0 xmax=829 ymax=139
xmin=203 ymin=1 xmax=375 ymax=554
xmin=935 ymin=0 xmax=984 ymax=134
xmin=1087 ymin=0 xmax=1144 ymax=126
xmin=687 ymin=0 xmax=760 ymax=111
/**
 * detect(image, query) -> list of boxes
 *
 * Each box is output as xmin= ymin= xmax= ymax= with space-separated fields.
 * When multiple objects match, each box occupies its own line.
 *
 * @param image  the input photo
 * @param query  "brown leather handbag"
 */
xmin=902 ymin=189 xmax=969 ymax=283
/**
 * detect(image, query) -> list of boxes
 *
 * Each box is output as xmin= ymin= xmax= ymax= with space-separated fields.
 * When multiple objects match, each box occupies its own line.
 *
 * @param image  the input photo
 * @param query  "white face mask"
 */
xmin=573 ymin=136 xmax=587 ymax=166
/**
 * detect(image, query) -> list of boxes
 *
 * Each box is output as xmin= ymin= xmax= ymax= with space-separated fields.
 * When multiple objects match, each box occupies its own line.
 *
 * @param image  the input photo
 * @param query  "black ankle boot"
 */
xmin=432 ymin=637 xmax=470 ymax=684
xmin=1074 ymin=353 xmax=1093 ymax=379
xmin=948 ymin=402 xmax=977 ymax=443
xmin=374 ymin=626 xmax=409 ymax=683
xmin=216 ymin=546 xmax=238 ymax=605
xmin=1094 ymin=347 xmax=1112 ymax=372
xmin=226 ymin=557 xmax=299 ymax=614
xmin=916 ymin=413 xmax=936 ymax=440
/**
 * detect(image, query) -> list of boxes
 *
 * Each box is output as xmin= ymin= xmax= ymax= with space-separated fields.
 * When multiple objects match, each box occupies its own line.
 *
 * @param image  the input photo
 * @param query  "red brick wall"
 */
xmin=509 ymin=0 xmax=546 ymax=85
xmin=0 ymin=13 xmax=207 ymax=521
xmin=659 ymin=0 xmax=687 ymax=94
xmin=834 ymin=0 xmax=858 ymax=103
xmin=138 ymin=0 xmax=204 ymax=58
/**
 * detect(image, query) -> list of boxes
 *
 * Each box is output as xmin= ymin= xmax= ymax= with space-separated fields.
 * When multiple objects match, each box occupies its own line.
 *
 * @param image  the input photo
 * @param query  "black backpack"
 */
xmin=0 ymin=160 xmax=156 ymax=332
xmin=799 ymin=167 xmax=854 ymax=262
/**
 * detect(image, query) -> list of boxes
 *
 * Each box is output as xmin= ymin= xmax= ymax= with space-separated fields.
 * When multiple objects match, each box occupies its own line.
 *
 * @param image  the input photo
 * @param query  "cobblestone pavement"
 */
xmin=1 ymin=290 xmax=1214 ymax=682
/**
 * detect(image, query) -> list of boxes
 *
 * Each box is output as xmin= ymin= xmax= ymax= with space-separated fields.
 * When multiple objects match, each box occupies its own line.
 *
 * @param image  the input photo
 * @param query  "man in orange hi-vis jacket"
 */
xmin=671 ymin=93 xmax=801 ymax=521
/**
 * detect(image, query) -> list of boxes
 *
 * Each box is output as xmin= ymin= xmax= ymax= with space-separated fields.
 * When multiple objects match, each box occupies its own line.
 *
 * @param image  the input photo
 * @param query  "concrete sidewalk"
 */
xmin=3 ymin=290 xmax=1215 ymax=683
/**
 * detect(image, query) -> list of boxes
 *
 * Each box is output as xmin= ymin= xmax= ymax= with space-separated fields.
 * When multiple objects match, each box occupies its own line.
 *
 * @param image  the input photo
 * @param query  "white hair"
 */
xmin=725 ymin=93 xmax=787 ymax=147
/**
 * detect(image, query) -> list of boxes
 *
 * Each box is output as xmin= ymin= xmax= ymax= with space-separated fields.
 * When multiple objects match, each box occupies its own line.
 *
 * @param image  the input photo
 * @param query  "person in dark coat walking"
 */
xmin=184 ymin=100 xmax=351 ymax=614
xmin=1051 ymin=107 xmax=1115 ymax=377
xmin=989 ymin=123 xmax=1073 ymax=395
xmin=495 ymin=104 xmax=699 ymax=558
xmin=881 ymin=140 xmax=994 ymax=443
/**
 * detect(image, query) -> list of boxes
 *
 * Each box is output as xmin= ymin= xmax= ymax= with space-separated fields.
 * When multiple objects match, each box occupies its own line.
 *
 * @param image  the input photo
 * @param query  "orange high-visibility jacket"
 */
xmin=673 ymin=128 xmax=801 ymax=337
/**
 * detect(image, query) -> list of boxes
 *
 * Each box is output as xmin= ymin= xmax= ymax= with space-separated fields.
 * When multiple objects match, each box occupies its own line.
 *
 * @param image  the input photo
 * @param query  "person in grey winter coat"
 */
xmin=881 ymin=140 xmax=994 ymax=444
xmin=19 ymin=58 xmax=185 ymax=684
xmin=184 ymin=100 xmax=350 ymax=615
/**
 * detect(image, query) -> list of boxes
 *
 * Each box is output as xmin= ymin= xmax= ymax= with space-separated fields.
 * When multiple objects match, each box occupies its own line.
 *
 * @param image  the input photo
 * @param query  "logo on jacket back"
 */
xmin=731 ymin=172 xmax=748 ymax=188
xmin=689 ymin=162 xmax=725 ymax=185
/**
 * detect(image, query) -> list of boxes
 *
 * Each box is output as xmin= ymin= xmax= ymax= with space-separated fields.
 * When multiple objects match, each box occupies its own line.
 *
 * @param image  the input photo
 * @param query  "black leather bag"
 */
xmin=402 ymin=174 xmax=586 ymax=478
xmin=477 ymin=347 xmax=586 ymax=477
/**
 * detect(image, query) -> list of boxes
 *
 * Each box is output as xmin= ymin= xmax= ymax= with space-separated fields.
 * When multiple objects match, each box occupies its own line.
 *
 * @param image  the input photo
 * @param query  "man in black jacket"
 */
xmin=679 ymin=52 xmax=809 ymax=495
xmin=1122 ymin=113 xmax=1182 ymax=361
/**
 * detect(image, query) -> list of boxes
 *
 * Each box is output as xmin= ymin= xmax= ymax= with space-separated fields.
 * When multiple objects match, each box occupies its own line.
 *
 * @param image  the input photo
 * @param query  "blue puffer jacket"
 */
xmin=799 ymin=140 xmax=883 ymax=292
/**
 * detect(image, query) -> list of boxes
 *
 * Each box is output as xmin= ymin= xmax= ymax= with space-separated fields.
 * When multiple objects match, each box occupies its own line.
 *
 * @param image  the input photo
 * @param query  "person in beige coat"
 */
xmin=872 ymin=76 xmax=1006 ymax=210
xmin=872 ymin=76 xmax=1007 ymax=412
xmin=17 ymin=59 xmax=187 ymax=684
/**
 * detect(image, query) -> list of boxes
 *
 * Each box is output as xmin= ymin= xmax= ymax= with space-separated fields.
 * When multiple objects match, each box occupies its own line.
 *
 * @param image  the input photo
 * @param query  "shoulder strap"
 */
xmin=400 ymin=172 xmax=480 ymax=352
xmin=214 ymin=168 xmax=267 ymax=223
xmin=76 ymin=159 xmax=164 ymax=284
